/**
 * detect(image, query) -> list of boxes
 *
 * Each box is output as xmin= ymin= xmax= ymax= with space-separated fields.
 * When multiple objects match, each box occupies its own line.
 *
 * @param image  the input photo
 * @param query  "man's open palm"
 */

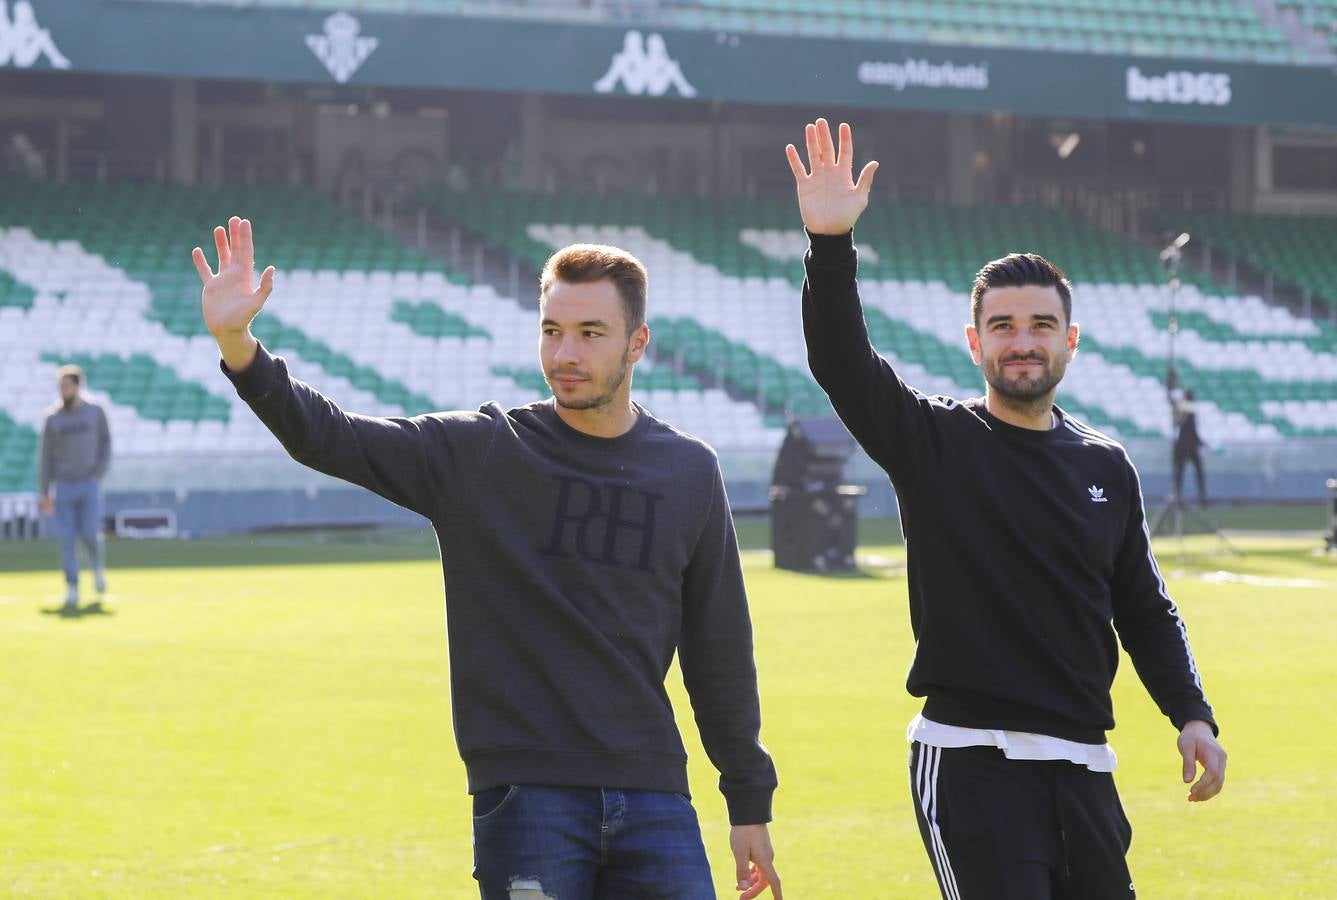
xmin=785 ymin=118 xmax=879 ymax=236
xmin=192 ymin=216 xmax=274 ymax=339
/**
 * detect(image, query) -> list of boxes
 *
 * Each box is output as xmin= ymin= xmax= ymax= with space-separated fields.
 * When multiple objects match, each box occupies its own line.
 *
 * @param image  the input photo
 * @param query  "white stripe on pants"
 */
xmin=914 ymin=743 xmax=962 ymax=900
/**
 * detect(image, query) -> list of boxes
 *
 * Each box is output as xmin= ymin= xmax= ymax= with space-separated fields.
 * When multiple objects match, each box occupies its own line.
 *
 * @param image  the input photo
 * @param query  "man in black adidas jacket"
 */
xmin=785 ymin=118 xmax=1226 ymax=899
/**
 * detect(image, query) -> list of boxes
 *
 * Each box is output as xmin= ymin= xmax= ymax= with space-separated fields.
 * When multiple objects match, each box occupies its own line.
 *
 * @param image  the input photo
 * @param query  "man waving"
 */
xmin=193 ymin=218 xmax=780 ymax=899
xmin=787 ymin=119 xmax=1225 ymax=899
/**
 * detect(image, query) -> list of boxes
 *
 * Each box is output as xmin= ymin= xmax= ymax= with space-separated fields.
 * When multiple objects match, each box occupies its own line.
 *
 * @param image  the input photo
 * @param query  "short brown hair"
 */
xmin=540 ymin=244 xmax=647 ymax=334
xmin=56 ymin=364 xmax=84 ymax=386
xmin=970 ymin=253 xmax=1072 ymax=328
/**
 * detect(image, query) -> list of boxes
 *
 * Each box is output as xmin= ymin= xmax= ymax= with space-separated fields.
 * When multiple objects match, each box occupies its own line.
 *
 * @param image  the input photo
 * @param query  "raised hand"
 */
xmin=785 ymin=118 xmax=879 ymax=236
xmin=192 ymin=216 xmax=274 ymax=371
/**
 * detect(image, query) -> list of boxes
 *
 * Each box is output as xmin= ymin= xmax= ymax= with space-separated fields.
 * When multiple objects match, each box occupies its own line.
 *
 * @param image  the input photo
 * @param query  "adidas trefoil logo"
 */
xmin=1088 ymin=485 xmax=1108 ymax=503
xmin=306 ymin=11 xmax=378 ymax=84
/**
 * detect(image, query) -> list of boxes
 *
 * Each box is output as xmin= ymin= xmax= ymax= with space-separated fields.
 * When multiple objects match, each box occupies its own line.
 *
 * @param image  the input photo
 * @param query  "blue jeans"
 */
xmin=471 ymin=785 xmax=715 ymax=899
xmin=52 ymin=479 xmax=104 ymax=587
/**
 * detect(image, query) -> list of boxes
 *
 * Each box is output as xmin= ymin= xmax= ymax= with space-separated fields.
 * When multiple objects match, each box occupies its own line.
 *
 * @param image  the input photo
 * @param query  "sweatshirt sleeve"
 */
xmin=91 ymin=406 xmax=111 ymax=481
xmin=678 ymin=462 xmax=777 ymax=825
xmin=802 ymin=229 xmax=946 ymax=479
xmin=221 ymin=341 xmax=494 ymax=520
xmin=1111 ymin=457 xmax=1218 ymax=735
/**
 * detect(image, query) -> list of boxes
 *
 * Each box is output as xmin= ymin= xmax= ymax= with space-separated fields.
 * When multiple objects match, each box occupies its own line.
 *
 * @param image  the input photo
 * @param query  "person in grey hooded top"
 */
xmin=39 ymin=364 xmax=111 ymax=609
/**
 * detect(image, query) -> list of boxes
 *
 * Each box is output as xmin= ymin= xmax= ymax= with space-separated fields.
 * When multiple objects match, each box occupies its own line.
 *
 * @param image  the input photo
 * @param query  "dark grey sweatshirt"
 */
xmin=39 ymin=399 xmax=111 ymax=496
xmin=223 ymin=343 xmax=777 ymax=825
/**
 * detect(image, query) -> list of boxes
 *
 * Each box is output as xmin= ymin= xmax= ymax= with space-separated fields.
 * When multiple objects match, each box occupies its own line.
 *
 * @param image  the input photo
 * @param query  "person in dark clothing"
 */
xmin=1172 ymin=389 xmax=1208 ymax=507
xmin=192 ymin=217 xmax=781 ymax=900
xmin=785 ymin=118 xmax=1226 ymax=899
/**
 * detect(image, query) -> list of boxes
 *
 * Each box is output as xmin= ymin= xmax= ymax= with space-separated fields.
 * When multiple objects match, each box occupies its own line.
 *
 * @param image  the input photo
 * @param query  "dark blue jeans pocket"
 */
xmin=472 ymin=785 xmax=519 ymax=823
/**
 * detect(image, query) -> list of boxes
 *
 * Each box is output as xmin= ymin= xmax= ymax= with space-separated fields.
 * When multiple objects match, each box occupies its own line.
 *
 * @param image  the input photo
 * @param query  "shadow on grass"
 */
xmin=40 ymin=601 xmax=116 ymax=619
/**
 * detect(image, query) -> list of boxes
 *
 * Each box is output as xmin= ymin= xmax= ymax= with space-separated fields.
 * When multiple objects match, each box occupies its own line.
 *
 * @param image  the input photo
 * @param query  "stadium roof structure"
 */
xmin=4 ymin=0 xmax=1336 ymax=128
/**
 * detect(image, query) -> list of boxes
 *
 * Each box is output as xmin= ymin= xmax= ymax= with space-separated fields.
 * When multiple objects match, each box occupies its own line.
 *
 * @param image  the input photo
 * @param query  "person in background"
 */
xmin=39 ymin=364 xmax=112 ymax=611
xmin=1172 ymin=388 xmax=1208 ymax=507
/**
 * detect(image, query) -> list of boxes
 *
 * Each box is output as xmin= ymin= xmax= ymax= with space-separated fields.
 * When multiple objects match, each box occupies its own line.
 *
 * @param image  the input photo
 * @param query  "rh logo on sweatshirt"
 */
xmin=543 ymin=475 xmax=662 ymax=571
xmin=1088 ymin=485 xmax=1109 ymax=503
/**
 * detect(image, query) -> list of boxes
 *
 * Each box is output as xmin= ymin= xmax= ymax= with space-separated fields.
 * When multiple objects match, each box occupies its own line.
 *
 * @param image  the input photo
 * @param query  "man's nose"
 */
xmin=1011 ymin=330 xmax=1041 ymax=353
xmin=553 ymin=335 xmax=580 ymax=365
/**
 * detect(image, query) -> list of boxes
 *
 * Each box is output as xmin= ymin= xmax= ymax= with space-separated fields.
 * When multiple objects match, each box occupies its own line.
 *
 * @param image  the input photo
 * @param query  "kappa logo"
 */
xmin=305 ymin=11 xmax=378 ymax=84
xmin=594 ymin=30 xmax=696 ymax=98
xmin=0 ymin=0 xmax=71 ymax=70
xmin=1088 ymin=485 xmax=1109 ymax=503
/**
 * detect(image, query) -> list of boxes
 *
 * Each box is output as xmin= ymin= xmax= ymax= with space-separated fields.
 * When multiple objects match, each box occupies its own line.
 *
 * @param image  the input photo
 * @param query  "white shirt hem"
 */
xmin=906 ymin=713 xmax=1117 ymax=773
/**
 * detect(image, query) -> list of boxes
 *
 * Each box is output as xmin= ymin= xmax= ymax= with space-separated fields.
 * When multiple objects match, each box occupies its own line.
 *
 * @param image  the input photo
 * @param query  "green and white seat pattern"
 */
xmin=425 ymin=189 xmax=1336 ymax=443
xmin=1157 ymin=210 xmax=1337 ymax=315
xmin=0 ymin=228 xmax=407 ymax=467
xmin=0 ymin=182 xmax=783 ymax=492
xmin=257 ymin=269 xmax=780 ymax=449
xmin=5 ymin=180 xmax=1335 ymax=493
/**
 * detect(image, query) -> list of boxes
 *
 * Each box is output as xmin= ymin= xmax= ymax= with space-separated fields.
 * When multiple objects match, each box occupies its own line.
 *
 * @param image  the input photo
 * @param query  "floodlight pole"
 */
xmin=1148 ymin=233 xmax=1240 ymax=556
xmin=1156 ymin=239 xmax=1185 ymax=544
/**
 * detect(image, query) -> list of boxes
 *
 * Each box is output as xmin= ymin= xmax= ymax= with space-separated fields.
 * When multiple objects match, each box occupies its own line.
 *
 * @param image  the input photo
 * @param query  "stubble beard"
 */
xmin=549 ymin=349 xmax=631 ymax=412
xmin=984 ymin=353 xmax=1067 ymax=418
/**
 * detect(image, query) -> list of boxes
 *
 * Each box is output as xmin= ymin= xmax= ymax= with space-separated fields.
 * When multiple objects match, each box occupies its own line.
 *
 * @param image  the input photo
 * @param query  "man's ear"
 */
xmin=1067 ymin=322 xmax=1080 ymax=360
xmin=629 ymin=323 xmax=650 ymax=362
xmin=965 ymin=323 xmax=983 ymax=366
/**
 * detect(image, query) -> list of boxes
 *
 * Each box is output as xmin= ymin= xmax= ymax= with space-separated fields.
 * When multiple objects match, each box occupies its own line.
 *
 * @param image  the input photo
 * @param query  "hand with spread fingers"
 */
xmin=785 ymin=117 xmax=879 ymax=237
xmin=191 ymin=216 xmax=275 ymax=372
xmin=1179 ymin=719 xmax=1227 ymax=802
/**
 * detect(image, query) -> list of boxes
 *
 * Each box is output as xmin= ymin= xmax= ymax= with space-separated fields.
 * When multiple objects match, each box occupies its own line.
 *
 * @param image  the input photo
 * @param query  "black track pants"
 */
xmin=909 ymin=742 xmax=1136 ymax=899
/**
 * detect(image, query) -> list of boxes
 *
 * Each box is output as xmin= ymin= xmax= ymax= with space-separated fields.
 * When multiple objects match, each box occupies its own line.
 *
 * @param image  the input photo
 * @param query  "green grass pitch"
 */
xmin=1 ymin=519 xmax=1334 ymax=897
